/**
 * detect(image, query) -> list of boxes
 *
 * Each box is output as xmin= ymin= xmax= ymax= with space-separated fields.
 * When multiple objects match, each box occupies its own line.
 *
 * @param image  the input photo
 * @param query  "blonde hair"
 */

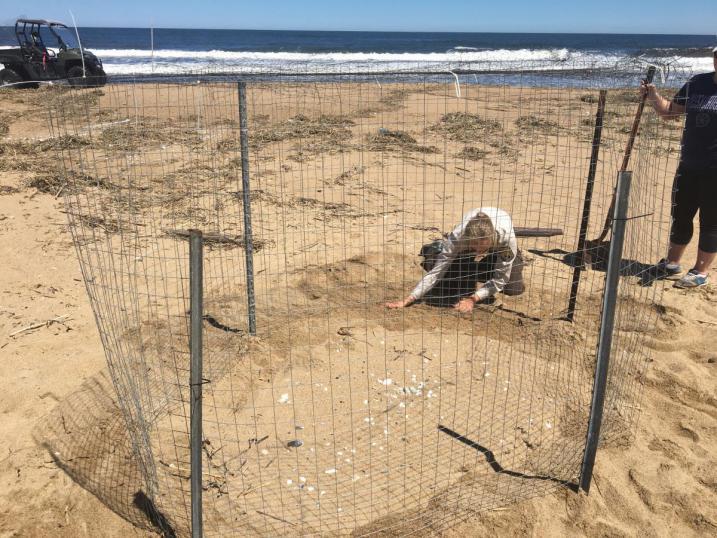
xmin=464 ymin=213 xmax=496 ymax=246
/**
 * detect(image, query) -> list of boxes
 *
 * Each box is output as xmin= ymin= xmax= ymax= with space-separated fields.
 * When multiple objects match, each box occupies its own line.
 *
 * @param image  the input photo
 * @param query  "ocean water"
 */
xmin=0 ymin=27 xmax=714 ymax=83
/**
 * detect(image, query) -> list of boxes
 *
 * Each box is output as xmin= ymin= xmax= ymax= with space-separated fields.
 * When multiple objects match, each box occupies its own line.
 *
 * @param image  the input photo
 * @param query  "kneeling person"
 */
xmin=385 ymin=207 xmax=525 ymax=313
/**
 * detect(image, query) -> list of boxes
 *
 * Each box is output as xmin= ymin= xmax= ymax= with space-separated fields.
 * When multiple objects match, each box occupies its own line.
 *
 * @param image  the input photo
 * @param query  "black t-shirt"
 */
xmin=673 ymin=72 xmax=717 ymax=170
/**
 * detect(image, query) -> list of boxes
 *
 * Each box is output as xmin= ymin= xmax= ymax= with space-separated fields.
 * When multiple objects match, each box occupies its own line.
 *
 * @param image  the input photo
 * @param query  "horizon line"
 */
xmin=1 ymin=24 xmax=714 ymax=37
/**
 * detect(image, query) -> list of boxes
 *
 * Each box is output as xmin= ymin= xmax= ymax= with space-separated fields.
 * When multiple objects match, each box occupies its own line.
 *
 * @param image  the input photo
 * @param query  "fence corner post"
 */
xmin=238 ymin=81 xmax=257 ymax=336
xmin=579 ymin=170 xmax=632 ymax=493
xmin=189 ymin=229 xmax=204 ymax=537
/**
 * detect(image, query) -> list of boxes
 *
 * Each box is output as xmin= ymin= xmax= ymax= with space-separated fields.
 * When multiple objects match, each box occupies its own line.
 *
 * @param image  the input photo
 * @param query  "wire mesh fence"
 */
xmin=42 ymin=59 xmax=685 ymax=536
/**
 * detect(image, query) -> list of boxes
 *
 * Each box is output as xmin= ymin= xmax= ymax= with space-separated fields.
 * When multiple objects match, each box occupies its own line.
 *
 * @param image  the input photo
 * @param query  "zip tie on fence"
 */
xmin=374 ymin=76 xmax=382 ymax=90
xmin=448 ymin=71 xmax=461 ymax=98
xmin=611 ymin=211 xmax=654 ymax=221
xmin=189 ymin=378 xmax=212 ymax=387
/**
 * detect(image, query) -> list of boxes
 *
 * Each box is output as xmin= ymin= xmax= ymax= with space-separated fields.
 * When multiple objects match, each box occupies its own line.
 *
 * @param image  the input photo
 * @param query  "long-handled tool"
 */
xmin=592 ymin=66 xmax=657 ymax=245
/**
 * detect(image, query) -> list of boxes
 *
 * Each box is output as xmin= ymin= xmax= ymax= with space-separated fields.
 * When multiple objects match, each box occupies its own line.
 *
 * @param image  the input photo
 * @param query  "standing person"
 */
xmin=385 ymin=207 xmax=525 ymax=313
xmin=642 ymin=46 xmax=717 ymax=288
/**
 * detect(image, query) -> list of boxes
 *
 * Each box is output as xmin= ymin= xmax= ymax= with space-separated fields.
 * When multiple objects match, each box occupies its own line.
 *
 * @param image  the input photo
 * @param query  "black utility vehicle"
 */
xmin=0 ymin=19 xmax=106 ymax=88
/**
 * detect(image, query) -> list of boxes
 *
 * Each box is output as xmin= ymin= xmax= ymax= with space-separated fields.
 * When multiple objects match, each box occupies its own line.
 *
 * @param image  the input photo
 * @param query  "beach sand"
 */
xmin=0 ymin=81 xmax=715 ymax=537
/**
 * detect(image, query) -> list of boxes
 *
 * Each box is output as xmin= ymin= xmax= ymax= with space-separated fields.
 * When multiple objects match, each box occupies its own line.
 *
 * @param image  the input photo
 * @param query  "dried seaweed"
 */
xmin=219 ymin=114 xmax=355 ymax=154
xmin=456 ymin=146 xmax=488 ymax=161
xmin=27 ymin=170 xmax=109 ymax=195
xmin=579 ymin=93 xmax=599 ymax=104
xmin=99 ymin=120 xmax=201 ymax=152
xmin=430 ymin=112 xmax=501 ymax=142
xmin=0 ymin=112 xmax=19 ymax=137
xmin=163 ymin=228 xmax=274 ymax=251
xmin=609 ymin=89 xmax=642 ymax=104
xmin=365 ymin=129 xmax=438 ymax=154
xmin=355 ymin=88 xmax=413 ymax=117
xmin=327 ymin=166 xmax=367 ymax=186
xmin=515 ymin=115 xmax=562 ymax=135
xmin=0 ymin=185 xmax=19 ymax=195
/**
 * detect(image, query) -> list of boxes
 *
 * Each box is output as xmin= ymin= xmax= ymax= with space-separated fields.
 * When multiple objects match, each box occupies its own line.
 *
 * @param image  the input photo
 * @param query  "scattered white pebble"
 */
xmin=320 ymin=490 xmax=326 ymax=496
xmin=307 ymin=486 xmax=315 ymax=492
xmin=378 ymin=378 xmax=393 ymax=386
xmin=278 ymin=393 xmax=290 ymax=404
xmin=545 ymin=421 xmax=553 ymax=429
xmin=260 ymin=449 xmax=269 ymax=456
xmin=325 ymin=468 xmax=336 ymax=474
xmin=287 ymin=479 xmax=293 ymax=486
xmin=300 ymin=476 xmax=306 ymax=483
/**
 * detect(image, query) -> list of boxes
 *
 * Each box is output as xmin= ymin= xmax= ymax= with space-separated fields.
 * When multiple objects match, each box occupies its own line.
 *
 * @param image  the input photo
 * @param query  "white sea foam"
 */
xmin=65 ymin=47 xmax=713 ymax=77
xmin=94 ymin=47 xmax=577 ymax=62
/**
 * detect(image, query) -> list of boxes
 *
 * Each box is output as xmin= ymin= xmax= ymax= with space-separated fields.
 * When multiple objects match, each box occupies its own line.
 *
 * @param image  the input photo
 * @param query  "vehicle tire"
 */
xmin=67 ymin=65 xmax=88 ymax=87
xmin=87 ymin=68 xmax=107 ymax=88
xmin=0 ymin=68 xmax=34 ymax=89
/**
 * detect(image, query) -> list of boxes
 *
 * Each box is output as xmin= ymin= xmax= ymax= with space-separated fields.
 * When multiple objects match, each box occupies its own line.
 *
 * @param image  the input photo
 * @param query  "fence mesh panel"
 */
xmin=43 ymin=61 xmax=685 ymax=536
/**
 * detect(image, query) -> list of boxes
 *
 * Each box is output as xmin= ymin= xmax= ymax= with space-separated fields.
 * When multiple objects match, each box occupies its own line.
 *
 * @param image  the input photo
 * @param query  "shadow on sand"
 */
xmin=527 ymin=247 xmax=663 ymax=287
xmin=33 ymin=370 xmax=176 ymax=537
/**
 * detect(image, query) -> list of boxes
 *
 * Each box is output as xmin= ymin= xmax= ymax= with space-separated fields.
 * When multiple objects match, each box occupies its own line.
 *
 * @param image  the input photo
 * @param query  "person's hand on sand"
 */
xmin=453 ymin=297 xmax=477 ymax=313
xmin=385 ymin=296 xmax=415 ymax=309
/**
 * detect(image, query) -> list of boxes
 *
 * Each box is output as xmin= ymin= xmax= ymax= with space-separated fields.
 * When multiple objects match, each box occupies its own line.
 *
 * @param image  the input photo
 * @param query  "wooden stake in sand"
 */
xmin=566 ymin=89 xmax=607 ymax=322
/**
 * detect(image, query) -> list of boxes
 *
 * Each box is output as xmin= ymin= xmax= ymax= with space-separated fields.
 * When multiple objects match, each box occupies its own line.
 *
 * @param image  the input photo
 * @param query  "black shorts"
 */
xmin=670 ymin=165 xmax=717 ymax=253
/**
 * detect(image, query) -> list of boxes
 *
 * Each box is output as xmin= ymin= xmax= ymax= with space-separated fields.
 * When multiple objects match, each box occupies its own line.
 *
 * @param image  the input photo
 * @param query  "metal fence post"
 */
xmin=189 ymin=229 xmax=204 ymax=537
xmin=238 ymin=81 xmax=257 ymax=336
xmin=579 ymin=170 xmax=632 ymax=493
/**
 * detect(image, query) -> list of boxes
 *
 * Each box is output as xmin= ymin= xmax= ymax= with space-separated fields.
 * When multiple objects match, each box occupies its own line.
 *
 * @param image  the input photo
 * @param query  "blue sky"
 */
xmin=0 ymin=0 xmax=715 ymax=34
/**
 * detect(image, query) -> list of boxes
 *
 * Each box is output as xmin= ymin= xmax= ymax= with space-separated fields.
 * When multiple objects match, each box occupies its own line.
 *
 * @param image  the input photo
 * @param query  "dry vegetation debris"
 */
xmin=430 ymin=112 xmax=502 ymax=142
xmin=365 ymin=128 xmax=438 ymax=154
xmin=515 ymin=115 xmax=562 ymax=136
xmin=355 ymin=88 xmax=413 ymax=117
xmin=99 ymin=120 xmax=202 ymax=152
xmin=457 ymin=146 xmax=489 ymax=161
xmin=218 ymin=114 xmax=355 ymax=154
